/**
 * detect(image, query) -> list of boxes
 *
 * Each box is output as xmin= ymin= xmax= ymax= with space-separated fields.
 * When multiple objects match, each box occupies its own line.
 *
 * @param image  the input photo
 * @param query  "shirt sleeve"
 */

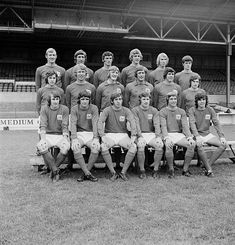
xmin=210 ymin=107 xmax=225 ymax=138
xmin=39 ymin=106 xmax=48 ymax=134
xmin=120 ymin=69 xmax=127 ymax=87
xmin=60 ymin=69 xmax=66 ymax=92
xmin=95 ymin=85 xmax=102 ymax=111
xmin=153 ymin=110 xmax=161 ymax=138
xmin=177 ymin=86 xmax=182 ymax=108
xmin=65 ymin=87 xmax=71 ymax=112
xmin=181 ymin=91 xmax=186 ymax=111
xmin=91 ymin=106 xmax=99 ymax=138
xmin=131 ymin=108 xmax=142 ymax=137
xmin=126 ymin=108 xmax=137 ymax=136
xmin=93 ymin=71 xmax=99 ymax=88
xmin=35 ymin=67 xmax=41 ymax=92
xmin=36 ymin=89 xmax=42 ymax=115
xmin=64 ymin=70 xmax=71 ymax=92
xmin=123 ymin=85 xmax=130 ymax=107
xmin=181 ymin=109 xmax=192 ymax=138
xmin=159 ymin=109 xmax=168 ymax=139
xmin=97 ymin=108 xmax=108 ymax=137
xmin=62 ymin=106 xmax=69 ymax=135
xmin=188 ymin=107 xmax=200 ymax=137
xmin=70 ymin=106 xmax=78 ymax=140
xmin=153 ymin=86 xmax=159 ymax=110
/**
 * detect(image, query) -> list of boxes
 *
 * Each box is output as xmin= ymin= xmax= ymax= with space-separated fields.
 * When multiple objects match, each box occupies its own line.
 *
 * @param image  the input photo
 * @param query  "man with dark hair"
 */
xmin=98 ymin=92 xmax=137 ymax=181
xmin=93 ymin=51 xmax=115 ymax=88
xmin=121 ymin=48 xmax=149 ymax=86
xmin=160 ymin=90 xmax=195 ymax=178
xmin=132 ymin=92 xmax=163 ymax=179
xmin=96 ymin=66 xmax=124 ymax=112
xmin=148 ymin=52 xmax=169 ymax=86
xmin=37 ymin=91 xmax=70 ymax=182
xmin=188 ymin=93 xmax=227 ymax=177
xmin=36 ymin=71 xmax=65 ymax=115
xmin=70 ymin=90 xmax=100 ymax=182
xmin=64 ymin=49 xmax=94 ymax=89
xmin=35 ymin=48 xmax=65 ymax=91
xmin=175 ymin=55 xmax=199 ymax=91
xmin=124 ymin=65 xmax=153 ymax=109
xmin=181 ymin=74 xmax=205 ymax=115
xmin=153 ymin=67 xmax=181 ymax=110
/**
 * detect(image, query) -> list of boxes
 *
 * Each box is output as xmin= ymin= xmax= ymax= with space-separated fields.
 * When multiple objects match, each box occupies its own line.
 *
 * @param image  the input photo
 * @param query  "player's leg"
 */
xmin=176 ymin=136 xmax=195 ymax=176
xmin=148 ymin=137 xmax=164 ymax=178
xmin=101 ymin=134 xmax=118 ymax=180
xmin=206 ymin=134 xmax=226 ymax=166
xmin=136 ymin=136 xmax=147 ymax=179
xmin=119 ymin=135 xmax=137 ymax=181
xmin=86 ymin=138 xmax=100 ymax=171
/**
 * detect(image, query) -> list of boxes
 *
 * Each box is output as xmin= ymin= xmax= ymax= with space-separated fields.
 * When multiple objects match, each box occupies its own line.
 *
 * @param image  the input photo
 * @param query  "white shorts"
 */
xmin=105 ymin=133 xmax=130 ymax=146
xmin=45 ymin=134 xmax=64 ymax=148
xmin=168 ymin=133 xmax=186 ymax=144
xmin=199 ymin=133 xmax=216 ymax=143
xmin=142 ymin=133 xmax=156 ymax=144
xmin=77 ymin=132 xmax=94 ymax=145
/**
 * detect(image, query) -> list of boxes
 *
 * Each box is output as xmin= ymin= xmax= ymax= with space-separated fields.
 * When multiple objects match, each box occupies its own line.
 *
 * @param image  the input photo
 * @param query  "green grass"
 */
xmin=0 ymin=131 xmax=235 ymax=245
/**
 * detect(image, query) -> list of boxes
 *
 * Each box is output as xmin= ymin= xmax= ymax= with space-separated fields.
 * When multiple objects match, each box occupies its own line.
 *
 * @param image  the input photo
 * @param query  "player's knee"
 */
xmin=137 ymin=141 xmax=146 ymax=151
xmin=91 ymin=142 xmax=100 ymax=153
xmin=37 ymin=140 xmax=49 ymax=154
xmin=153 ymin=140 xmax=164 ymax=150
xmin=101 ymin=142 xmax=109 ymax=152
xmin=59 ymin=140 xmax=70 ymax=155
xmin=129 ymin=143 xmax=137 ymax=154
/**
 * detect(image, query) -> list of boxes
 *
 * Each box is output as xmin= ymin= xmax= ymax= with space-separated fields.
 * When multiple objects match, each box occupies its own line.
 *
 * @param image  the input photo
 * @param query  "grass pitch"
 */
xmin=0 ymin=131 xmax=235 ymax=245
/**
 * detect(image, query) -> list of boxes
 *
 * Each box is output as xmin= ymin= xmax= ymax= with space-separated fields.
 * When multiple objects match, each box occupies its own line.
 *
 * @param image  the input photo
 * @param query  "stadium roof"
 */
xmin=0 ymin=0 xmax=235 ymax=45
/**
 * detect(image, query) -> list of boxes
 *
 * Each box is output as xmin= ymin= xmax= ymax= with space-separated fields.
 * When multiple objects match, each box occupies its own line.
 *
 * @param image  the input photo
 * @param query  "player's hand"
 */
xmin=196 ymin=136 xmax=203 ymax=147
xmin=220 ymin=137 xmax=227 ymax=146
xmin=71 ymin=138 xmax=80 ymax=152
xmin=188 ymin=137 xmax=195 ymax=147
xmin=155 ymin=137 xmax=163 ymax=148
xmin=91 ymin=138 xmax=100 ymax=150
xmin=165 ymin=137 xmax=174 ymax=149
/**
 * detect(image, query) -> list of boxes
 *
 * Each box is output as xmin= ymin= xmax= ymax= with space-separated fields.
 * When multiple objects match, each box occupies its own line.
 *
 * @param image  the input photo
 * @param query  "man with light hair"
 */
xmin=36 ymin=91 xmax=70 ymax=182
xmin=96 ymin=66 xmax=124 ymax=112
xmin=121 ymin=48 xmax=149 ymax=86
xmin=64 ymin=49 xmax=94 ymax=89
xmin=175 ymin=55 xmax=199 ymax=91
xmin=65 ymin=64 xmax=96 ymax=111
xmin=148 ymin=52 xmax=169 ymax=86
xmin=35 ymin=48 xmax=65 ymax=91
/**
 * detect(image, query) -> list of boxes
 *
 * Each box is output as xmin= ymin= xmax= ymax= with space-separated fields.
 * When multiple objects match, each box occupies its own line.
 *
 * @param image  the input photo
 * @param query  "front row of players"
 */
xmin=37 ymin=90 xmax=227 ymax=182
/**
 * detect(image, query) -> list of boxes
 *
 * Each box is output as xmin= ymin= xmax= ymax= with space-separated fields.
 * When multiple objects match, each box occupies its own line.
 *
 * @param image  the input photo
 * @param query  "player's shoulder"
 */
xmin=149 ymin=106 xmax=159 ymax=113
xmin=188 ymin=106 xmax=196 ymax=114
xmin=60 ymin=104 xmax=69 ymax=112
xmin=90 ymin=104 xmax=99 ymax=111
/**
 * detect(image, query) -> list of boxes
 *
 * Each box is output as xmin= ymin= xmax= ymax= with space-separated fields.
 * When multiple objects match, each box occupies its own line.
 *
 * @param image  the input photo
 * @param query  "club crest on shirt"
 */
xmin=86 ymin=89 xmax=91 ymax=94
xmin=176 ymin=114 xmax=181 ymax=120
xmin=119 ymin=116 xmax=125 ymax=122
xmin=148 ymin=114 xmax=153 ymax=120
xmin=205 ymin=114 xmax=211 ymax=120
xmin=57 ymin=115 xmax=62 ymax=120
xmin=87 ymin=114 xmax=92 ymax=119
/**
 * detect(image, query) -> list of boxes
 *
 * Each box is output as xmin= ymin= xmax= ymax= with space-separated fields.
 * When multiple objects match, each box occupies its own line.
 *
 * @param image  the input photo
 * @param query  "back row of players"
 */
xmin=35 ymin=48 xmax=227 ymax=182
